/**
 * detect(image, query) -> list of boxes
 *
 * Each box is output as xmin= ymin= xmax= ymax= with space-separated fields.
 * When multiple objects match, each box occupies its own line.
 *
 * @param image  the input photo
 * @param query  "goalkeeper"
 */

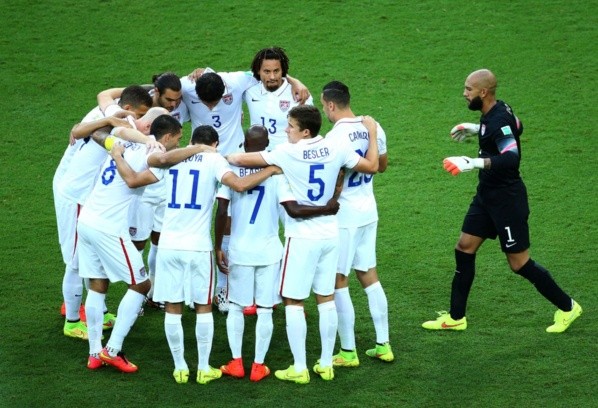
xmin=422 ymin=69 xmax=582 ymax=333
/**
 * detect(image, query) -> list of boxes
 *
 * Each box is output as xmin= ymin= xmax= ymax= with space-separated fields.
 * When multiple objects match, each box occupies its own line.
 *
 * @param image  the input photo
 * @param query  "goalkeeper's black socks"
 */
xmin=515 ymin=259 xmax=572 ymax=311
xmin=449 ymin=249 xmax=476 ymax=320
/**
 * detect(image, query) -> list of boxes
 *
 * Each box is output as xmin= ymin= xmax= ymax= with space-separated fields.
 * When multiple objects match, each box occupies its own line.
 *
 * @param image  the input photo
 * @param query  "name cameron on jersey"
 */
xmin=303 ymin=147 xmax=330 ymax=160
xmin=349 ymin=131 xmax=369 ymax=142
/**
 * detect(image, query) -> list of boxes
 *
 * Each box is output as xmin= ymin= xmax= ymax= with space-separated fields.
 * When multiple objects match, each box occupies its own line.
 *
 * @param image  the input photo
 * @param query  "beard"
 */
xmin=468 ymin=96 xmax=483 ymax=111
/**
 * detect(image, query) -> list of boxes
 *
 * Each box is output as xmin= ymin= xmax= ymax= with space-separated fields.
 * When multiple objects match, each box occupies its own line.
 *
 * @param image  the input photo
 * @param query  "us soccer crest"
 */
xmin=129 ymin=227 xmax=137 ymax=237
xmin=279 ymin=100 xmax=291 ymax=112
xmin=222 ymin=93 xmax=233 ymax=105
xmin=480 ymin=124 xmax=486 ymax=136
xmin=139 ymin=266 xmax=146 ymax=277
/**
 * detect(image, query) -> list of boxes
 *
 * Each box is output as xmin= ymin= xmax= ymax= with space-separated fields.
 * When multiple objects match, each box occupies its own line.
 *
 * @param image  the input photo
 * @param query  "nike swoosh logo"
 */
xmin=463 ymin=158 xmax=470 ymax=164
xmin=251 ymin=98 xmax=260 ymax=102
xmin=441 ymin=322 xmax=465 ymax=328
xmin=505 ymin=242 xmax=517 ymax=248
xmin=191 ymin=101 xmax=201 ymax=104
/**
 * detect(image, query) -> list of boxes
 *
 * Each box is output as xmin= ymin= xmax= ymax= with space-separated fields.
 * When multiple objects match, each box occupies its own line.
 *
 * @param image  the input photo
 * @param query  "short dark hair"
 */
xmin=150 ymin=114 xmax=182 ymax=141
xmin=191 ymin=125 xmax=219 ymax=145
xmin=195 ymin=73 xmax=225 ymax=104
xmin=152 ymin=72 xmax=181 ymax=93
xmin=288 ymin=105 xmax=321 ymax=137
xmin=119 ymin=85 xmax=153 ymax=109
xmin=250 ymin=47 xmax=289 ymax=80
xmin=322 ymin=80 xmax=350 ymax=108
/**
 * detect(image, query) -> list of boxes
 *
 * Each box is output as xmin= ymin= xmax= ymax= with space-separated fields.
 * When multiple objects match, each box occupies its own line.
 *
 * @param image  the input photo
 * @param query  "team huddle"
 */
xmin=53 ymin=48 xmax=582 ymax=386
xmin=53 ymin=47 xmax=391 ymax=385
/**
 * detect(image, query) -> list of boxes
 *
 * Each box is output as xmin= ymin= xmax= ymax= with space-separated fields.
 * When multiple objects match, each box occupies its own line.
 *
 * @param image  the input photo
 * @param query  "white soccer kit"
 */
xmin=180 ymin=72 xmax=257 ymax=155
xmin=325 ymin=118 xmax=388 ymax=274
xmin=77 ymin=141 xmax=163 ymax=284
xmin=244 ymin=79 xmax=313 ymax=149
xmin=261 ymin=136 xmax=361 ymax=299
xmin=153 ymin=152 xmax=233 ymax=305
xmin=53 ymin=105 xmax=122 ymax=265
xmin=216 ymin=172 xmax=294 ymax=306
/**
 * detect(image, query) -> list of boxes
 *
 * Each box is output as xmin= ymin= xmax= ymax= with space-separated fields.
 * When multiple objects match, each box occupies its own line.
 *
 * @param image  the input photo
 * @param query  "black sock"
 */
xmin=515 ymin=259 xmax=572 ymax=311
xmin=449 ymin=249 xmax=476 ymax=320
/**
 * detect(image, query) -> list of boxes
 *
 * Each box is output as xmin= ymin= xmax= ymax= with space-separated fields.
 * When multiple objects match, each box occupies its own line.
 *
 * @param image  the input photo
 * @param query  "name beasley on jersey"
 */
xmin=239 ymin=167 xmax=262 ymax=176
xmin=303 ymin=147 xmax=330 ymax=159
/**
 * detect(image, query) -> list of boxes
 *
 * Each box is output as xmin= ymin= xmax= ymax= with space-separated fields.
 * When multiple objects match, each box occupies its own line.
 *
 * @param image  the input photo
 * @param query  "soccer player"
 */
xmin=151 ymin=125 xmax=281 ymax=384
xmin=55 ymin=86 xmax=153 ymax=339
xmin=181 ymin=64 xmax=310 ymax=313
xmin=320 ymin=81 xmax=393 ymax=366
xmin=244 ymin=47 xmax=314 ymax=149
xmin=422 ymin=69 xmax=582 ymax=333
xmin=226 ymin=105 xmax=379 ymax=384
xmin=215 ymin=125 xmax=340 ymax=382
xmin=80 ymin=114 xmax=215 ymax=373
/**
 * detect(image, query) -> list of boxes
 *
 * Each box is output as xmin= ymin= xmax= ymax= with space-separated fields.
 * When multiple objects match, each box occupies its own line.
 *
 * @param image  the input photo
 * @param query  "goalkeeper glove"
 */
xmin=443 ymin=156 xmax=484 ymax=176
xmin=450 ymin=123 xmax=480 ymax=142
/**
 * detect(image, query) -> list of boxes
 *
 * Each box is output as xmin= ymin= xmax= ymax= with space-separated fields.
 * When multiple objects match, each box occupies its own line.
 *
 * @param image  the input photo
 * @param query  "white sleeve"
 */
xmin=377 ymin=123 xmax=387 ymax=156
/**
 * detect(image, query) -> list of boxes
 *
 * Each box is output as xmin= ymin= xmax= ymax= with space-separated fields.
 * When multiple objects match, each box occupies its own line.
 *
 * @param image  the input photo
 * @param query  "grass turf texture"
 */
xmin=1 ymin=0 xmax=596 ymax=407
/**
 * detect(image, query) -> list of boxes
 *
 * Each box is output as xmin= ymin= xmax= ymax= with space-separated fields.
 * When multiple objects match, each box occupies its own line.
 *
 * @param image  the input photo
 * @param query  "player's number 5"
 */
xmin=308 ymin=164 xmax=325 ymax=201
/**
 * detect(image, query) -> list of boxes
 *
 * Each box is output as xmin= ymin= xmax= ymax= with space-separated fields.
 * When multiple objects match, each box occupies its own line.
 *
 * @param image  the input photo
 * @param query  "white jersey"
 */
xmin=325 ymin=118 xmax=387 ymax=228
xmin=244 ymin=79 xmax=313 ymax=149
xmin=217 ymin=172 xmax=293 ymax=265
xmin=57 ymin=104 xmax=125 ymax=204
xmin=180 ymin=71 xmax=257 ymax=155
xmin=261 ymin=136 xmax=360 ymax=239
xmin=159 ymin=152 xmax=233 ymax=252
xmin=78 ymin=141 xmax=163 ymax=236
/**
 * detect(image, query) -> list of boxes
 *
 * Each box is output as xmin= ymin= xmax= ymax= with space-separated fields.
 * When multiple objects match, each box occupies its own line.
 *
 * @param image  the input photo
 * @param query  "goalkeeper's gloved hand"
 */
xmin=443 ymin=156 xmax=484 ymax=176
xmin=450 ymin=123 xmax=480 ymax=142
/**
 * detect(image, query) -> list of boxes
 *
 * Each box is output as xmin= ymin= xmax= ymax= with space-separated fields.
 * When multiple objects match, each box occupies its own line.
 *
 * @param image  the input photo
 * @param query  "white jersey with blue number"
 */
xmin=325 ymin=117 xmax=387 ymax=228
xmin=261 ymin=136 xmax=360 ymax=239
xmin=181 ymin=71 xmax=257 ymax=155
xmin=244 ymin=79 xmax=313 ymax=149
xmin=159 ymin=152 xmax=233 ymax=252
xmin=78 ymin=141 xmax=163 ymax=236
xmin=217 ymin=172 xmax=293 ymax=265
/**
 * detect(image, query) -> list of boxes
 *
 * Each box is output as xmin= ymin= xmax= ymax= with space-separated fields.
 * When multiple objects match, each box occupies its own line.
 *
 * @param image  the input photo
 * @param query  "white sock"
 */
xmin=334 ymin=287 xmax=355 ymax=350
xmin=63 ymin=265 xmax=83 ymax=321
xmin=147 ymin=243 xmax=158 ymax=298
xmin=317 ymin=301 xmax=338 ymax=367
xmin=365 ymin=282 xmax=389 ymax=344
xmin=195 ymin=312 xmax=214 ymax=371
xmin=164 ymin=312 xmax=187 ymax=371
xmin=285 ymin=305 xmax=307 ymax=371
xmin=85 ymin=290 xmax=105 ymax=355
xmin=226 ymin=303 xmax=244 ymax=359
xmin=255 ymin=307 xmax=273 ymax=364
xmin=106 ymin=289 xmax=145 ymax=354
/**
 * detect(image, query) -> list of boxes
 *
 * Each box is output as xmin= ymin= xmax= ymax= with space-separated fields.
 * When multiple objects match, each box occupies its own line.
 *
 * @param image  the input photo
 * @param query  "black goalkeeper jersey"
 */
xmin=477 ymin=100 xmax=524 ymax=188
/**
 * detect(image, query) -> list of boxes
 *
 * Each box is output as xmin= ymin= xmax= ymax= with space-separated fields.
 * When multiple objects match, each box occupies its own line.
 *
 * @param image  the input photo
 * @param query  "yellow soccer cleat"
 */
xmin=274 ymin=365 xmax=310 ymax=384
xmin=422 ymin=311 xmax=467 ymax=331
xmin=196 ymin=366 xmax=222 ymax=385
xmin=546 ymin=300 xmax=582 ymax=333
xmin=173 ymin=369 xmax=190 ymax=384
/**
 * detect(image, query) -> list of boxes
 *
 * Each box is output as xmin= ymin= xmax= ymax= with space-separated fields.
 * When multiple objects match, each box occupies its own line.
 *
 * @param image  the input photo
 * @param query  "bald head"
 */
xmin=467 ymin=69 xmax=497 ymax=95
xmin=244 ymin=125 xmax=269 ymax=152
xmin=463 ymin=69 xmax=498 ymax=113
xmin=136 ymin=107 xmax=169 ymax=135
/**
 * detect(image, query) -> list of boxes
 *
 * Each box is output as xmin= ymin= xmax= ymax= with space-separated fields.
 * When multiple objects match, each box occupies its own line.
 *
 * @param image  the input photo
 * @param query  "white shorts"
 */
xmin=279 ymin=236 xmax=338 ymax=300
xmin=54 ymin=192 xmax=80 ymax=267
xmin=77 ymin=222 xmax=148 ymax=285
xmin=228 ymin=262 xmax=281 ymax=307
xmin=153 ymin=248 xmax=215 ymax=306
xmin=128 ymin=197 xmax=165 ymax=241
xmin=337 ymin=222 xmax=378 ymax=276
